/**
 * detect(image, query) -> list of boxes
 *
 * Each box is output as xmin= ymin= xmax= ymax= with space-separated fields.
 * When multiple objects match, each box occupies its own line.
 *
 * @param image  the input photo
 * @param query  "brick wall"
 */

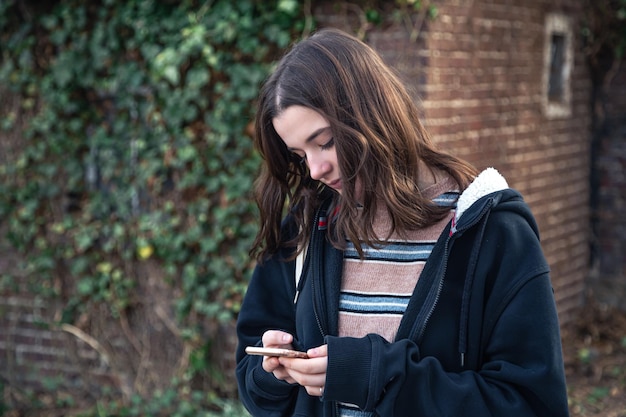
xmin=0 ymin=236 xmax=193 ymax=406
xmin=315 ymin=0 xmax=592 ymax=323
xmin=425 ymin=0 xmax=592 ymax=324
xmin=0 ymin=279 xmax=115 ymax=399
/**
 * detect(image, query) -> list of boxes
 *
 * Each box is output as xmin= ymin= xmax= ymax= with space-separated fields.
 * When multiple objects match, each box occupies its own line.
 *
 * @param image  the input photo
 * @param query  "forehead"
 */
xmin=272 ymin=106 xmax=330 ymax=148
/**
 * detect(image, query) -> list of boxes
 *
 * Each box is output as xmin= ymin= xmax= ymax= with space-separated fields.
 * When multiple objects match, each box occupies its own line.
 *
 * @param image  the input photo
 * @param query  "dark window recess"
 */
xmin=548 ymin=33 xmax=566 ymax=102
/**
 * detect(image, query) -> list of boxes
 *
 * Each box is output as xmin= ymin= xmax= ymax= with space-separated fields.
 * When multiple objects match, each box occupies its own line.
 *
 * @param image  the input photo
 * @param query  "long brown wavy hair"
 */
xmin=251 ymin=28 xmax=477 ymax=262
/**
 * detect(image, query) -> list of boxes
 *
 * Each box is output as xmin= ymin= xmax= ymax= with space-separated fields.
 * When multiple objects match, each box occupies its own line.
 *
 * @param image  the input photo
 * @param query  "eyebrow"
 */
xmin=287 ymin=127 xmax=331 ymax=152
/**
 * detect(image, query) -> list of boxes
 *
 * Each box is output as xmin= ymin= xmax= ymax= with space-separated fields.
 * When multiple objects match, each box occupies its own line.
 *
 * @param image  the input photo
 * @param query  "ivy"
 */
xmin=582 ymin=0 xmax=626 ymax=61
xmin=1 ymin=0 xmax=302 ymax=319
xmin=0 ymin=0 xmax=304 ymax=414
xmin=0 ymin=0 xmax=440 ymax=413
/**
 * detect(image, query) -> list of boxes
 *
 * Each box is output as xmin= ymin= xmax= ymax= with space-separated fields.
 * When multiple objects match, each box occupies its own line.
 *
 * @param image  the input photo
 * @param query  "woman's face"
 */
xmin=273 ymin=105 xmax=343 ymax=194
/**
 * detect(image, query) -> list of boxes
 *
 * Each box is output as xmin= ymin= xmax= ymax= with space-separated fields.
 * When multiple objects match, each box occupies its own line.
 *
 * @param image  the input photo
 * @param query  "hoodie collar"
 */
xmin=451 ymin=168 xmax=509 ymax=234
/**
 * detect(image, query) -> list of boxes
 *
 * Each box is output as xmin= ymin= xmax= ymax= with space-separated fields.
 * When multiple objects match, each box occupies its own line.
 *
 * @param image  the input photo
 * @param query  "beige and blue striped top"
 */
xmin=337 ymin=177 xmax=458 ymax=417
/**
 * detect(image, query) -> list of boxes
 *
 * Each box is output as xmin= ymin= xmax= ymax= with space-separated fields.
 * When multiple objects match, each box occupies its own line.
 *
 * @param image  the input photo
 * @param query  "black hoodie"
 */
xmin=236 ymin=168 xmax=570 ymax=416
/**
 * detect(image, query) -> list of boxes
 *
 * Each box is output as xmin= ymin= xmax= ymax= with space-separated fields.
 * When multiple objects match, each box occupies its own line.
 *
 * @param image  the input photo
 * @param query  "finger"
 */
xmin=279 ymin=357 xmax=327 ymax=388
xmin=305 ymin=385 xmax=325 ymax=397
xmin=272 ymin=368 xmax=297 ymax=384
xmin=262 ymin=330 xmax=293 ymax=347
xmin=306 ymin=344 xmax=328 ymax=358
xmin=286 ymin=370 xmax=326 ymax=388
xmin=280 ymin=356 xmax=327 ymax=375
xmin=262 ymin=356 xmax=298 ymax=384
xmin=261 ymin=356 xmax=281 ymax=373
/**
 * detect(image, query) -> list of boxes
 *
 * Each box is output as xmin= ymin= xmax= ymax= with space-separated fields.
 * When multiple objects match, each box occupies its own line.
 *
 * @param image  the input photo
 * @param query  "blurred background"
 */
xmin=0 ymin=0 xmax=624 ymax=416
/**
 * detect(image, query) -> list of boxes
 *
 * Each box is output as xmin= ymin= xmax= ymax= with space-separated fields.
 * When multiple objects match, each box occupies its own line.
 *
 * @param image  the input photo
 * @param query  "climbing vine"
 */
xmin=0 ymin=0 xmax=304 ymax=323
xmin=0 ymin=0 xmax=304 ymax=414
xmin=0 ymin=0 xmax=437 ymax=414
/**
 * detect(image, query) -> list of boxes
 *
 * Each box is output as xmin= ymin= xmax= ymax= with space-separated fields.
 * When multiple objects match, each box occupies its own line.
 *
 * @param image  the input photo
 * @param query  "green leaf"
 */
xmin=0 ymin=0 xmax=305 ymax=405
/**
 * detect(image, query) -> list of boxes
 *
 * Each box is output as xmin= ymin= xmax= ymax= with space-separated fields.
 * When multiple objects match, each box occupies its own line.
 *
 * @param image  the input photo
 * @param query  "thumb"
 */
xmin=307 ymin=344 xmax=328 ymax=358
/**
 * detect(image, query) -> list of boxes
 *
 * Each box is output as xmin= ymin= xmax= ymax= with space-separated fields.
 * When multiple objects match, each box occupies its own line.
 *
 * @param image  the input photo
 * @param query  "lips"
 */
xmin=327 ymin=179 xmax=342 ymax=190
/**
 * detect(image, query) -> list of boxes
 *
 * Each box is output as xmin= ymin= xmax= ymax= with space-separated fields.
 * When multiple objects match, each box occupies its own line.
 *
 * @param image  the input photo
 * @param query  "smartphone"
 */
xmin=245 ymin=346 xmax=309 ymax=358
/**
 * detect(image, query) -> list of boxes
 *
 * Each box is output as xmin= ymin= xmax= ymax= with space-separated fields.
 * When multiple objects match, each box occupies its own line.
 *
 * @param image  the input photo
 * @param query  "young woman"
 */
xmin=236 ymin=28 xmax=570 ymax=417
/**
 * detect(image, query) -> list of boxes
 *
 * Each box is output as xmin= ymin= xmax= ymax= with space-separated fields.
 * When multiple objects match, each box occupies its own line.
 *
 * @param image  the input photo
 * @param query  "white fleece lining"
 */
xmin=455 ymin=167 xmax=509 ymax=223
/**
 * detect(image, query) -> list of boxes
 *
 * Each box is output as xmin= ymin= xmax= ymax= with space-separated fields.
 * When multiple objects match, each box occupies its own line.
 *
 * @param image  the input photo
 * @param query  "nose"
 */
xmin=307 ymin=154 xmax=331 ymax=181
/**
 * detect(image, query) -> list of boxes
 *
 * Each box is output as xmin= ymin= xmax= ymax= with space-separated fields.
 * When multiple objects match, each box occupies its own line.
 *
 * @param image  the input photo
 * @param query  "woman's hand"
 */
xmin=260 ymin=330 xmax=328 ymax=397
xmin=261 ymin=330 xmax=297 ymax=382
xmin=280 ymin=344 xmax=328 ymax=397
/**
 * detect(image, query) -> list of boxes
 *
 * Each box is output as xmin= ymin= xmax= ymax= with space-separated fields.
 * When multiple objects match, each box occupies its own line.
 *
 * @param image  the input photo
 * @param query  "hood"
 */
xmin=456 ymin=168 xmax=509 ymax=220
xmin=451 ymin=167 xmax=509 ymax=235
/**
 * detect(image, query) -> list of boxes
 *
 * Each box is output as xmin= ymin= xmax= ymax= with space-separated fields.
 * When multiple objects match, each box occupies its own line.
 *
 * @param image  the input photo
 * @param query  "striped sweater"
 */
xmin=337 ymin=178 xmax=458 ymax=417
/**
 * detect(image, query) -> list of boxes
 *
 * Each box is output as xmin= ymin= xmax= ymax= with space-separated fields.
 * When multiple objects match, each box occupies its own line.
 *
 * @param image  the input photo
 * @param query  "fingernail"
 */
xmin=282 ymin=334 xmax=291 ymax=342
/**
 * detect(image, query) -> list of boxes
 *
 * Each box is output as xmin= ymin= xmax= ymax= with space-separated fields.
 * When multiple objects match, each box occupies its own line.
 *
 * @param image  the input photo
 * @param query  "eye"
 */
xmin=320 ymin=137 xmax=334 ymax=150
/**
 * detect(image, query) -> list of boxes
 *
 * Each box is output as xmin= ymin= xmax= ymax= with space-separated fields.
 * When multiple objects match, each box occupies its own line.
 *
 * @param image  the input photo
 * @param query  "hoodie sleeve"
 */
xmin=322 ymin=205 xmax=570 ymax=417
xmin=235 ymin=245 xmax=301 ymax=416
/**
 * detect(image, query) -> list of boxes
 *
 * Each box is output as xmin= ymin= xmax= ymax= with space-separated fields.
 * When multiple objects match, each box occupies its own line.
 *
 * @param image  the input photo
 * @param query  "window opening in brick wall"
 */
xmin=542 ymin=14 xmax=572 ymax=118
xmin=548 ymin=34 xmax=566 ymax=102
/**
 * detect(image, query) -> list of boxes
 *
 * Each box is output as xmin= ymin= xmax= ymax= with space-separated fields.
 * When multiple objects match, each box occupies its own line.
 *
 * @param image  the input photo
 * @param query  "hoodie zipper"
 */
xmin=309 ymin=204 xmax=328 ymax=339
xmin=416 ymin=198 xmax=495 ymax=365
xmin=312 ymin=202 xmax=340 ymax=417
xmin=294 ymin=205 xmax=322 ymax=302
xmin=416 ymin=234 xmax=451 ymax=343
xmin=312 ymin=269 xmax=327 ymax=338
